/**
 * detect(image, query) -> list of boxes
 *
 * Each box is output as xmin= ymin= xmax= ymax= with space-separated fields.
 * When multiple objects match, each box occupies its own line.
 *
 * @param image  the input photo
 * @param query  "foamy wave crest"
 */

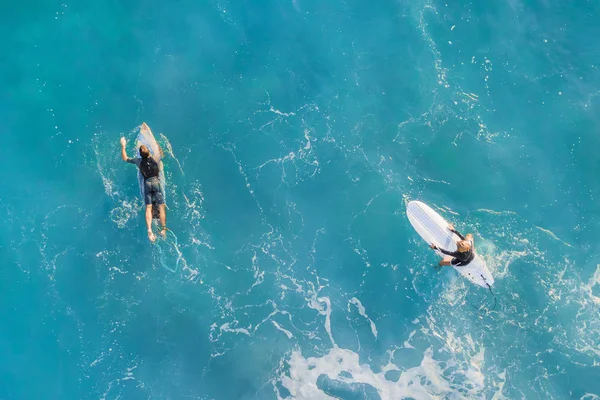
xmin=275 ymin=344 xmax=490 ymax=399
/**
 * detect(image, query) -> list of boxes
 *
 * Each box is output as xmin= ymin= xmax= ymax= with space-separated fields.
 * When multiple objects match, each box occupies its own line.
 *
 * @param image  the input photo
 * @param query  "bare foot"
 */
xmin=148 ymin=230 xmax=156 ymax=242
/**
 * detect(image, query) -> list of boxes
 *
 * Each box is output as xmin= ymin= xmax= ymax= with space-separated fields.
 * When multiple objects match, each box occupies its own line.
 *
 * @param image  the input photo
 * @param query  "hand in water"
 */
xmin=120 ymin=137 xmax=126 ymax=147
xmin=159 ymin=228 xmax=167 ymax=239
xmin=148 ymin=229 xmax=156 ymax=243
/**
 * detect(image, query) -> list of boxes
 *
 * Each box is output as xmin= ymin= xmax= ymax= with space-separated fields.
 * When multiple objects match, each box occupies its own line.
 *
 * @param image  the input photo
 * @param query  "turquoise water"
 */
xmin=2 ymin=0 xmax=600 ymax=398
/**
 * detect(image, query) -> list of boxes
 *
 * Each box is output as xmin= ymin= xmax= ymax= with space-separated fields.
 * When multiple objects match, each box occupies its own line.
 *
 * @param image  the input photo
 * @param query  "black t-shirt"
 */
xmin=127 ymin=156 xmax=160 ymax=180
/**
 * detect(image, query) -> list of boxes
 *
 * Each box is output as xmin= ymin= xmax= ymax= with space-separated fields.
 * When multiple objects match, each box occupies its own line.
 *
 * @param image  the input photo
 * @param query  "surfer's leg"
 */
xmin=158 ymin=204 xmax=167 ymax=238
xmin=143 ymin=181 xmax=157 ymax=242
xmin=439 ymin=256 xmax=453 ymax=266
xmin=151 ymin=202 xmax=160 ymax=219
xmin=145 ymin=205 xmax=156 ymax=242
xmin=152 ymin=180 xmax=167 ymax=238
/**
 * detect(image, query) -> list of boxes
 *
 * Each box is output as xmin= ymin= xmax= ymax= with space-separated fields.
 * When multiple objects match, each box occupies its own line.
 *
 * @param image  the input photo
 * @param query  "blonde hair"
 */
xmin=457 ymin=240 xmax=472 ymax=252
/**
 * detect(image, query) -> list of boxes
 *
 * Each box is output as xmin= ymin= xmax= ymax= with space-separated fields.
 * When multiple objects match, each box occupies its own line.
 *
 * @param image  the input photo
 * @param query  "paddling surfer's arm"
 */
xmin=430 ymin=243 xmax=459 ymax=257
xmin=120 ymin=138 xmax=142 ymax=165
xmin=120 ymin=137 xmax=128 ymax=161
xmin=447 ymin=223 xmax=466 ymax=240
xmin=448 ymin=223 xmax=474 ymax=249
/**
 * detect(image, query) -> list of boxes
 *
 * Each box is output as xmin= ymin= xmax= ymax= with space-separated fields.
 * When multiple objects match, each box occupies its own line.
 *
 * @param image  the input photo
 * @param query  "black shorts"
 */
xmin=143 ymin=177 xmax=165 ymax=206
xmin=451 ymin=256 xmax=473 ymax=267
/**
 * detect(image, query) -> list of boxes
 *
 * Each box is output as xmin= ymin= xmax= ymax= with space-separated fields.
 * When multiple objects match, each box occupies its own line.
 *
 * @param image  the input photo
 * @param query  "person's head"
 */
xmin=457 ymin=240 xmax=472 ymax=253
xmin=139 ymin=145 xmax=150 ymax=158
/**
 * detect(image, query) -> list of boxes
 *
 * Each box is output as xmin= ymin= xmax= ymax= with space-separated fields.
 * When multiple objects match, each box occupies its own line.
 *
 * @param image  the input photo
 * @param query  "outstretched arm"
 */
xmin=120 ymin=137 xmax=128 ymax=161
xmin=430 ymin=243 xmax=458 ymax=257
xmin=439 ymin=247 xmax=458 ymax=257
xmin=448 ymin=223 xmax=466 ymax=240
xmin=451 ymin=229 xmax=466 ymax=240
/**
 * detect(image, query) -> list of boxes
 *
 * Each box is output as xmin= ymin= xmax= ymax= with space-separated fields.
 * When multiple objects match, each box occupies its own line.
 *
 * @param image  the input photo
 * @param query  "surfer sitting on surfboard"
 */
xmin=120 ymin=137 xmax=167 ymax=242
xmin=429 ymin=224 xmax=474 ymax=267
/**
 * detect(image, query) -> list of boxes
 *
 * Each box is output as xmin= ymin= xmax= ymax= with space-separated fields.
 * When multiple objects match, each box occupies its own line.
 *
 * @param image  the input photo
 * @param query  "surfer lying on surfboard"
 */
xmin=429 ymin=224 xmax=474 ymax=267
xmin=120 ymin=136 xmax=168 ymax=242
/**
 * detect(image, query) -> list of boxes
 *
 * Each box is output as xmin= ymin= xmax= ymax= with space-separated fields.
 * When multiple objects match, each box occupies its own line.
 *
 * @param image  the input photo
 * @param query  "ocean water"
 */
xmin=2 ymin=0 xmax=600 ymax=398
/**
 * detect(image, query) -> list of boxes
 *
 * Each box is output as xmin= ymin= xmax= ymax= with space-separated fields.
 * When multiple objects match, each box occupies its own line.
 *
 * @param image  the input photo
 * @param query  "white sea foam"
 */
xmin=276 ymin=346 xmax=457 ymax=400
xmin=272 ymin=321 xmax=294 ymax=339
xmin=348 ymin=297 xmax=378 ymax=338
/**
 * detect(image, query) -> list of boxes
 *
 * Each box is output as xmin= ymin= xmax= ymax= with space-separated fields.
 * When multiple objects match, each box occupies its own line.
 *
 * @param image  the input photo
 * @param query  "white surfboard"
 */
xmin=135 ymin=122 xmax=166 ymax=208
xmin=406 ymin=200 xmax=494 ymax=288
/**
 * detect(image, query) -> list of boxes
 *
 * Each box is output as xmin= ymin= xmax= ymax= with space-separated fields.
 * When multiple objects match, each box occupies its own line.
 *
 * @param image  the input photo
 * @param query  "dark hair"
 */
xmin=139 ymin=145 xmax=150 ymax=158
